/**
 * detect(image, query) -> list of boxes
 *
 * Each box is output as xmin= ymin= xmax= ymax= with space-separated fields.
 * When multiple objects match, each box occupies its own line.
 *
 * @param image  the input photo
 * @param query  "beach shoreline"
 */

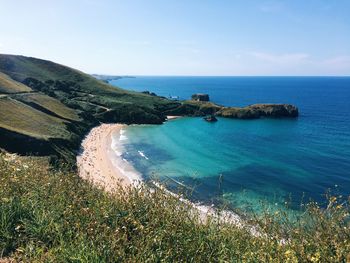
xmin=77 ymin=123 xmax=253 ymax=232
xmin=166 ymin=115 xmax=182 ymax=120
xmin=77 ymin=123 xmax=141 ymax=192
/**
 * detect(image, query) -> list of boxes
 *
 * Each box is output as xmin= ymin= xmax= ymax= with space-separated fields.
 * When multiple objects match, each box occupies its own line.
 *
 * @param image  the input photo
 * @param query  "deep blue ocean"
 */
xmin=110 ymin=77 xmax=350 ymax=214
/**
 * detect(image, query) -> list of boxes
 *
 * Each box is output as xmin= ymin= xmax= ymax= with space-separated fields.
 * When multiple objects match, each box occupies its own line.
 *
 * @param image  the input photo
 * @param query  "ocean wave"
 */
xmin=149 ymin=181 xmax=261 ymax=235
xmin=110 ymin=128 xmax=142 ymax=186
xmin=138 ymin=150 xmax=149 ymax=160
xmin=119 ymin=128 xmax=128 ymax=141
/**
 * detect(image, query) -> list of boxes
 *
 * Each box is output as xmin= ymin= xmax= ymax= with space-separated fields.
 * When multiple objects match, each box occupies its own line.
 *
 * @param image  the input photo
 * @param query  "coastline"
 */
xmin=77 ymin=123 xmax=141 ymax=192
xmin=166 ymin=115 xmax=182 ymax=120
xmin=76 ymin=122 xmax=257 ymax=234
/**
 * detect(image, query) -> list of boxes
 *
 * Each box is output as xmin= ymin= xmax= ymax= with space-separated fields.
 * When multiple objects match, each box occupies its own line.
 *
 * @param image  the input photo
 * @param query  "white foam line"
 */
xmin=150 ymin=181 xmax=260 ymax=237
xmin=109 ymin=128 xmax=143 ymax=187
xmin=138 ymin=150 xmax=149 ymax=160
xmin=119 ymin=128 xmax=128 ymax=141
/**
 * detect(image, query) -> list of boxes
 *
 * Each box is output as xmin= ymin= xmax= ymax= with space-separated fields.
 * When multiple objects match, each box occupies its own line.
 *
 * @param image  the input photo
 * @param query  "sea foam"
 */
xmin=110 ymin=128 xmax=142 ymax=186
xmin=138 ymin=150 xmax=149 ymax=160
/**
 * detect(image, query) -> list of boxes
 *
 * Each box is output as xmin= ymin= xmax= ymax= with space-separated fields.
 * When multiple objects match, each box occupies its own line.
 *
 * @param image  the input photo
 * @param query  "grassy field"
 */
xmin=0 ymin=153 xmax=349 ymax=262
xmin=0 ymin=54 xmax=181 ymax=162
xmin=0 ymin=72 xmax=32 ymax=94
xmin=0 ymin=98 xmax=70 ymax=139
xmin=0 ymin=54 xmax=176 ymax=110
xmin=14 ymin=93 xmax=81 ymax=122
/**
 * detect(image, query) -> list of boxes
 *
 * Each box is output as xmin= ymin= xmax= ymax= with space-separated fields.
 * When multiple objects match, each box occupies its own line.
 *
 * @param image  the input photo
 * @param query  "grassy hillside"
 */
xmin=13 ymin=93 xmax=81 ymax=122
xmin=0 ymin=152 xmax=349 ymax=262
xmin=0 ymin=54 xmax=183 ymax=163
xmin=0 ymin=72 xmax=32 ymax=94
xmin=0 ymin=97 xmax=70 ymax=139
xmin=0 ymin=54 xmax=177 ymax=111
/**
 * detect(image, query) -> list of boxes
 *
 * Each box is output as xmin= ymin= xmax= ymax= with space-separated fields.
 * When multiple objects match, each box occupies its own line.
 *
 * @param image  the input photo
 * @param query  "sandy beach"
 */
xmin=77 ymin=122 xmax=249 ymax=231
xmin=166 ymin=115 xmax=182 ymax=120
xmin=77 ymin=124 xmax=140 ymax=192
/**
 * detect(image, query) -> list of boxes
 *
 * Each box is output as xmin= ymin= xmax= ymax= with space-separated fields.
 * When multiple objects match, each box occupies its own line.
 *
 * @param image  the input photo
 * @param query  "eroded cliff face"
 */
xmin=165 ymin=101 xmax=299 ymax=119
xmin=216 ymin=104 xmax=299 ymax=119
xmin=191 ymin=93 xmax=210 ymax=102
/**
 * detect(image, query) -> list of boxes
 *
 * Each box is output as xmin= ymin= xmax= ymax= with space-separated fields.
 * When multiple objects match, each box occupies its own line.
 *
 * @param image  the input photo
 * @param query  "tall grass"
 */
xmin=0 ymin=152 xmax=349 ymax=262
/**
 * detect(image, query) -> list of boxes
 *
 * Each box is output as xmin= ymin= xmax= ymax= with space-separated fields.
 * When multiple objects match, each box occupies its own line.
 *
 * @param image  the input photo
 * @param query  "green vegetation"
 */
xmin=14 ymin=93 xmax=81 ymax=122
xmin=216 ymin=104 xmax=299 ymax=119
xmin=0 ymin=97 xmax=70 ymax=139
xmin=0 ymin=72 xmax=32 ymax=94
xmin=0 ymin=54 xmax=182 ymax=164
xmin=0 ymin=153 xmax=349 ymax=262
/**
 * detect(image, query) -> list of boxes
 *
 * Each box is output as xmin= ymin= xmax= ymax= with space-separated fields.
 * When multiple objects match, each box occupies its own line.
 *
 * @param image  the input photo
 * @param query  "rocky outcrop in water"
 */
xmin=203 ymin=115 xmax=218 ymax=122
xmin=216 ymin=104 xmax=299 ymax=119
xmin=164 ymin=101 xmax=299 ymax=119
xmin=191 ymin=93 xmax=210 ymax=102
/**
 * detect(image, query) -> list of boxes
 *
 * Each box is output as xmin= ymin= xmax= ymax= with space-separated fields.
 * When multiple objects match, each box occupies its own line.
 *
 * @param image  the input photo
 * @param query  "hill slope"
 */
xmin=0 ymin=54 xmax=298 ymax=163
xmin=0 ymin=54 xmax=182 ymax=163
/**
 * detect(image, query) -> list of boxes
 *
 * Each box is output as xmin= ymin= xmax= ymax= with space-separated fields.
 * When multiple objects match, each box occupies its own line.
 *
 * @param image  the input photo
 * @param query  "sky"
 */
xmin=1 ymin=0 xmax=350 ymax=76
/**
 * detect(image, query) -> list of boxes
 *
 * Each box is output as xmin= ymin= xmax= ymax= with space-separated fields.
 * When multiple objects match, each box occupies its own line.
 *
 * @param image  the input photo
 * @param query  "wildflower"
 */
xmin=310 ymin=252 xmax=321 ymax=262
xmin=1 ymin=197 xmax=10 ymax=202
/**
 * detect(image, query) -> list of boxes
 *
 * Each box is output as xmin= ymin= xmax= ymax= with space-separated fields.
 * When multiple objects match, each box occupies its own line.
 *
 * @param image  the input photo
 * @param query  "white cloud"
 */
xmin=320 ymin=55 xmax=350 ymax=74
xmin=250 ymin=52 xmax=309 ymax=64
xmin=322 ymin=55 xmax=350 ymax=66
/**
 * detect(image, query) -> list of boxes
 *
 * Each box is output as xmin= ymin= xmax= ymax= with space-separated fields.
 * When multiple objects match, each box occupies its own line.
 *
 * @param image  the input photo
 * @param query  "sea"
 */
xmin=109 ymin=76 xmax=350 ymax=215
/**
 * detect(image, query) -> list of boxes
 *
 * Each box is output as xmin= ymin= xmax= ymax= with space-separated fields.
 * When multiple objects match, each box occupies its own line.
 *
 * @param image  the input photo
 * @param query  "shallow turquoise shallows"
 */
xmin=111 ymin=77 xmax=350 ymax=215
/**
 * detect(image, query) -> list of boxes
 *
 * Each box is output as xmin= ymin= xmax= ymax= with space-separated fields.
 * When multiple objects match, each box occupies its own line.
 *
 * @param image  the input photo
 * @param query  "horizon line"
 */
xmin=92 ymin=74 xmax=350 ymax=78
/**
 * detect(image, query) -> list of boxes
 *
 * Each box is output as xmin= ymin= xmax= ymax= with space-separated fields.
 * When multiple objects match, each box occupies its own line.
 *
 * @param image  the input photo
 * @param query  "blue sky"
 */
xmin=1 ymin=0 xmax=349 ymax=75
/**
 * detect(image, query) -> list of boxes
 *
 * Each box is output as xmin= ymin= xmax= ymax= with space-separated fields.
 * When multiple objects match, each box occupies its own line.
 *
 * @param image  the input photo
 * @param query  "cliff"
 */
xmin=166 ymin=101 xmax=298 ymax=119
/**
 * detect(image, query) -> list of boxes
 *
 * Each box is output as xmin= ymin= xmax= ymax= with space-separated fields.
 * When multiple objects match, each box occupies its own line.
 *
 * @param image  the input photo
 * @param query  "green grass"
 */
xmin=0 ymin=153 xmax=349 ymax=262
xmin=15 ymin=93 xmax=81 ymax=122
xmin=0 ymin=54 xmax=182 ymax=162
xmin=0 ymin=72 xmax=32 ymax=94
xmin=0 ymin=54 xmax=174 ymax=109
xmin=0 ymin=98 xmax=70 ymax=139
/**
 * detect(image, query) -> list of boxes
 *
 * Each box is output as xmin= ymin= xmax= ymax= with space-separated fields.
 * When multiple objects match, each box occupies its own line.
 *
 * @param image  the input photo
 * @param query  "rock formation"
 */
xmin=191 ymin=93 xmax=210 ymax=102
xmin=203 ymin=115 xmax=218 ymax=122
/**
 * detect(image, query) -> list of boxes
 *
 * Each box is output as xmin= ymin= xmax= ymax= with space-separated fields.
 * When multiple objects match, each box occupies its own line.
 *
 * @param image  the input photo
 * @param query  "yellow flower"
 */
xmin=310 ymin=252 xmax=321 ymax=262
xmin=284 ymin=250 xmax=298 ymax=262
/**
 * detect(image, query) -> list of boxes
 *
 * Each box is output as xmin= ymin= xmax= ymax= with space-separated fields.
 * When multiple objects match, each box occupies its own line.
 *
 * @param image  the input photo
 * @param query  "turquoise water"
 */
xmin=110 ymin=77 xmax=350 ymax=214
